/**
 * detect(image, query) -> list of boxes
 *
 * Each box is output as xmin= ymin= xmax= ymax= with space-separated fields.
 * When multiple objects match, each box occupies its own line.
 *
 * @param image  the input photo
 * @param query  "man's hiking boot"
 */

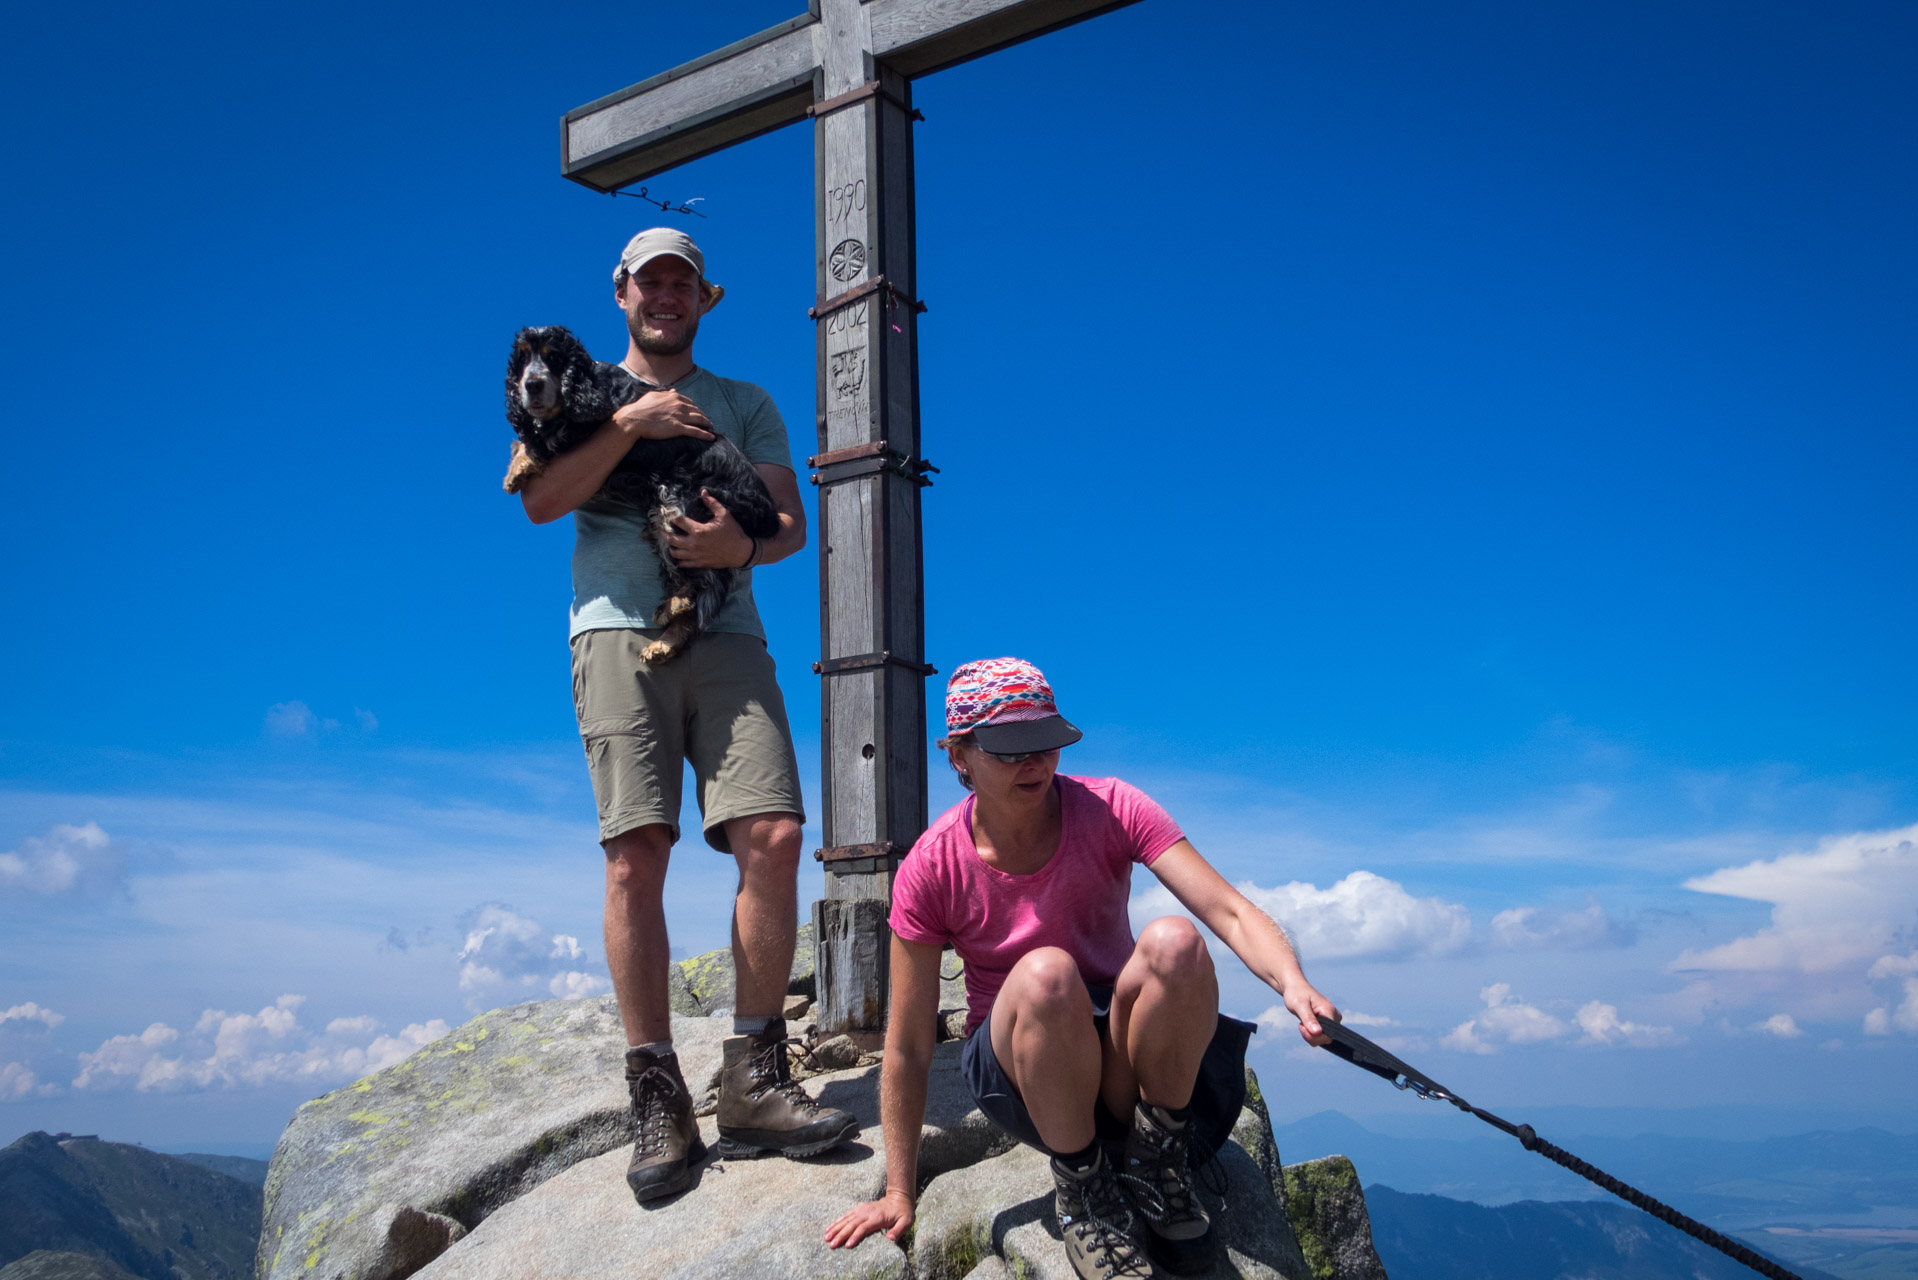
xmin=714 ymin=1018 xmax=859 ymax=1159
xmin=624 ymin=1045 xmax=705 ymax=1203
xmin=1119 ymin=1102 xmax=1216 ymax=1274
xmin=1052 ymin=1146 xmax=1159 ymax=1280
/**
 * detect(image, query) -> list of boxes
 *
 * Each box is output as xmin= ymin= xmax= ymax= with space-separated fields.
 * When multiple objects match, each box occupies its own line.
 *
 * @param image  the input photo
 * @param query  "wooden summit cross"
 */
xmin=562 ymin=0 xmax=1140 ymax=1036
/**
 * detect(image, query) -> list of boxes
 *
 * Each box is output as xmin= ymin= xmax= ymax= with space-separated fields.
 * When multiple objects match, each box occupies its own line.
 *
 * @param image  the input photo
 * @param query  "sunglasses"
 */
xmin=976 ymin=746 xmax=1058 ymax=765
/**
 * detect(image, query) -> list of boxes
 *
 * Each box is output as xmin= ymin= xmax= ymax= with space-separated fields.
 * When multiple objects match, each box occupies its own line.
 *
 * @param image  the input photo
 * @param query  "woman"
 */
xmin=825 ymin=658 xmax=1340 ymax=1280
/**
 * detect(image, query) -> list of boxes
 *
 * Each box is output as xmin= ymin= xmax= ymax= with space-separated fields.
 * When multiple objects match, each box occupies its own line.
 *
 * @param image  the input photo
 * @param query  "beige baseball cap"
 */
xmin=614 ymin=227 xmax=724 ymax=311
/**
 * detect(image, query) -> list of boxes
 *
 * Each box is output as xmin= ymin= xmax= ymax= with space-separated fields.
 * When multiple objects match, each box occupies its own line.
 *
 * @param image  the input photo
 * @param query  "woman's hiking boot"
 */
xmin=714 ymin=1018 xmax=859 ymax=1159
xmin=623 ymin=1045 xmax=705 ymax=1203
xmin=1051 ymin=1146 xmax=1159 ymax=1279
xmin=1119 ymin=1102 xmax=1217 ymax=1274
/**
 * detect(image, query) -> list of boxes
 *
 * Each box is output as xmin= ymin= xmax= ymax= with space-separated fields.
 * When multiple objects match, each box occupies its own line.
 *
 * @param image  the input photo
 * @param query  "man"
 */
xmin=517 ymin=228 xmax=856 ymax=1203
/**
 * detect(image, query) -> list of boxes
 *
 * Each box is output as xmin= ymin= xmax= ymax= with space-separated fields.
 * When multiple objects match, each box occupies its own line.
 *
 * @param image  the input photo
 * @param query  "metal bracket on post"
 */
xmin=808 ymin=275 xmax=927 ymax=320
xmin=806 ymin=80 xmax=925 ymax=122
xmin=808 ymin=440 xmax=939 ymax=488
xmin=814 ymin=840 xmax=907 ymax=874
xmin=813 ymin=652 xmax=937 ymax=677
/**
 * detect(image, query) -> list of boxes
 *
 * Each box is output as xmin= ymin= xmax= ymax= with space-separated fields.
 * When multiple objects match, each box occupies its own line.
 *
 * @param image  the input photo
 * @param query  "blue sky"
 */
xmin=2 ymin=0 xmax=1915 ymax=1151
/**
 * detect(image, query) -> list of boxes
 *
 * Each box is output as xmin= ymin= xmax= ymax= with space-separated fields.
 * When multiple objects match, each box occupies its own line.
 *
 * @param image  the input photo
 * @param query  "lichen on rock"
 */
xmin=256 ymin=997 xmax=729 ymax=1280
xmin=1281 ymin=1155 xmax=1388 ymax=1280
xmin=671 ymin=923 xmax=817 ymax=1018
xmin=259 ymin=937 xmax=1388 ymax=1280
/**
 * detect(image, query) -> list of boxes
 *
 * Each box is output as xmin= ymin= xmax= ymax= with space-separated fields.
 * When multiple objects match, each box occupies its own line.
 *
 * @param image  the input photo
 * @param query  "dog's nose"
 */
xmin=524 ymin=377 xmax=546 ymax=392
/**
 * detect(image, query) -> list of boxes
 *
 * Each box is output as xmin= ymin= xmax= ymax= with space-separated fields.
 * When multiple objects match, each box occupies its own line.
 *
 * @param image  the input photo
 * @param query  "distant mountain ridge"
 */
xmin=0 ymin=1132 xmax=260 ymax=1280
xmin=1278 ymin=1110 xmax=1918 ymax=1222
xmin=1364 ymin=1184 xmax=1844 ymax=1280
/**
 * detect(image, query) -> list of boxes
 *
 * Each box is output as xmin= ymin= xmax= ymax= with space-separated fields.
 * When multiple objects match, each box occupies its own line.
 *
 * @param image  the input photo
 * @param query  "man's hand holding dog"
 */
xmin=517 ymin=391 xmax=715 ymax=525
xmin=613 ymin=390 xmax=715 ymax=442
xmin=666 ymin=489 xmax=755 ymax=569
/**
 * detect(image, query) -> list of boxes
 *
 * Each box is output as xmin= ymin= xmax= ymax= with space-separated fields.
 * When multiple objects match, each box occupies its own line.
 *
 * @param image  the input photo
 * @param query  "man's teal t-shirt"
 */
xmin=568 ymin=367 xmax=795 ymax=642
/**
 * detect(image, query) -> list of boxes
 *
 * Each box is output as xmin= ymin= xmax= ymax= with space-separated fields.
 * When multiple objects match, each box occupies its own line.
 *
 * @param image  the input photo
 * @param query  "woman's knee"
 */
xmin=1005 ymin=947 xmax=1090 ymax=1014
xmin=1135 ymin=916 xmax=1212 ymax=982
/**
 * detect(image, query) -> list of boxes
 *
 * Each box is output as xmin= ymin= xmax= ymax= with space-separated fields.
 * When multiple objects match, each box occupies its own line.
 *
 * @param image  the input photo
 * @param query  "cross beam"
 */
xmin=561 ymin=0 xmax=1139 ymax=193
xmin=564 ymin=0 xmax=1142 ymax=1035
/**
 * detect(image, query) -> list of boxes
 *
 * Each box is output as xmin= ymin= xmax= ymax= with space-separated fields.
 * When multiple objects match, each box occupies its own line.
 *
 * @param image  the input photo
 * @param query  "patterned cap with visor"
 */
xmin=944 ymin=657 xmax=1083 ymax=755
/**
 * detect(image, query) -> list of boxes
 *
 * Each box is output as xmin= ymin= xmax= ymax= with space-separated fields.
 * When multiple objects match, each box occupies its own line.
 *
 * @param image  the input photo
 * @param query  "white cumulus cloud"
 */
xmin=456 ymin=905 xmax=603 ymax=1011
xmin=324 ymin=1015 xmax=380 ymax=1037
xmin=1 ymin=1002 xmax=65 ymax=1030
xmin=549 ymin=971 xmax=610 ymax=1000
xmin=1490 ymin=902 xmax=1633 ymax=950
xmin=264 ymin=701 xmax=317 ymax=737
xmin=1136 ymin=871 xmax=1470 ymax=962
xmin=1441 ymin=983 xmax=1570 ymax=1054
xmin=1868 ymin=952 xmax=1918 ymax=980
xmin=1861 ymin=951 xmax=1918 ymax=1036
xmin=356 ymin=1022 xmax=454 ymax=1075
xmin=1 ymin=1061 xmax=58 ymax=1100
xmin=1863 ymin=980 xmax=1918 ymax=1036
xmin=1447 ymin=989 xmax=1677 ymax=1053
xmin=1575 ymin=1001 xmax=1680 ymax=1048
xmin=0 ymin=823 xmax=124 ymax=898
xmin=1749 ymin=1014 xmax=1803 ymax=1039
xmin=71 ymin=996 xmax=450 ymax=1092
xmin=1675 ymin=823 xmax=1917 ymax=975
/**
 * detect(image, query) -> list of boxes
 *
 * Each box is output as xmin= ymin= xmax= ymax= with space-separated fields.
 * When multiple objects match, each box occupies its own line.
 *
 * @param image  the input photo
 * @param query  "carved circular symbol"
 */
xmin=829 ymin=238 xmax=867 ymax=282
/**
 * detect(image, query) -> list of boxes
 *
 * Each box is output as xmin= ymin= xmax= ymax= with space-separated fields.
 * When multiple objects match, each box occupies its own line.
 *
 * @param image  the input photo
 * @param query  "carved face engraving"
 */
xmin=829 ymin=238 xmax=867 ymax=282
xmin=830 ymin=350 xmax=867 ymax=400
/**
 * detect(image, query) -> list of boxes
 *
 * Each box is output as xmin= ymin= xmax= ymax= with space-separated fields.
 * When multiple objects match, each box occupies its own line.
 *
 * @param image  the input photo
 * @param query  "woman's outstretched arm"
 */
xmin=824 ymin=934 xmax=945 ymax=1249
xmin=1148 ymin=839 xmax=1341 ymax=1044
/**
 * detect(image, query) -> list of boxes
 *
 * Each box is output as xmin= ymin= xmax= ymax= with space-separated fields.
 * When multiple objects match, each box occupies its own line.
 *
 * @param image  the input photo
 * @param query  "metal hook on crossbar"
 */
xmin=607 ymin=186 xmax=707 ymax=217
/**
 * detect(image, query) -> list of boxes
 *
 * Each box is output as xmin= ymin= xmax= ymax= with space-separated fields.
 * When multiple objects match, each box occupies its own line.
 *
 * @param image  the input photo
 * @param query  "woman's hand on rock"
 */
xmin=824 ymin=1189 xmax=915 ymax=1249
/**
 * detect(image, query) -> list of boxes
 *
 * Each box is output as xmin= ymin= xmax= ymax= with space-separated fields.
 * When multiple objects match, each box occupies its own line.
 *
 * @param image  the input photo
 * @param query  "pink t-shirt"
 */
xmin=889 ymin=775 xmax=1185 ymax=1033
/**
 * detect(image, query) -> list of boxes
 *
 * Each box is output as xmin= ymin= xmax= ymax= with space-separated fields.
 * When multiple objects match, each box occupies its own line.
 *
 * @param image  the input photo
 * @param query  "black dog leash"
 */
xmin=1314 ymin=1020 xmax=1803 ymax=1280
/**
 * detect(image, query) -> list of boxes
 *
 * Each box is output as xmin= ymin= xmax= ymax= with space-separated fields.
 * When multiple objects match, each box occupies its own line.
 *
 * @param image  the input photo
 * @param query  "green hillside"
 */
xmin=0 ymin=1133 xmax=260 ymax=1280
xmin=162 ymin=1156 xmax=268 ymax=1190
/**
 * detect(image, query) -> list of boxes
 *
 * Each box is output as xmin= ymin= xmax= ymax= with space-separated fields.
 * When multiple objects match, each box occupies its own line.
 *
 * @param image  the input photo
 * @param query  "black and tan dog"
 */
xmin=503 ymin=324 xmax=780 ymax=663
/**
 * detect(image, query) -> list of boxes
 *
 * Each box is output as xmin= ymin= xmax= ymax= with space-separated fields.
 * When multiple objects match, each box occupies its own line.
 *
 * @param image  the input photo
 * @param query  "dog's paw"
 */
xmin=501 ymin=441 xmax=543 ymax=494
xmin=665 ymin=594 xmax=696 ymax=619
xmin=641 ymin=640 xmax=678 ymax=664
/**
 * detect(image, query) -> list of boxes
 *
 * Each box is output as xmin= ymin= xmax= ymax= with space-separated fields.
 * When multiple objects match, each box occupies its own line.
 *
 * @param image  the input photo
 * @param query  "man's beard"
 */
xmin=629 ymin=310 xmax=700 ymax=356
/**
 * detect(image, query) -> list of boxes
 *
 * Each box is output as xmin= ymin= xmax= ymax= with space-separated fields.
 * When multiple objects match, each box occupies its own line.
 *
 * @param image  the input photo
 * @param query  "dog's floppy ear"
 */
xmin=556 ymin=330 xmax=617 ymax=424
xmin=504 ymin=327 xmax=540 ymax=434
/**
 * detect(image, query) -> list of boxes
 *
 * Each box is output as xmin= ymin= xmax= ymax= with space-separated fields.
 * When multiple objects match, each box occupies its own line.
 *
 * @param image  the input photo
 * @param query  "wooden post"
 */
xmin=806 ymin=0 xmax=932 ymax=1036
xmin=559 ymin=0 xmax=1146 ymax=1037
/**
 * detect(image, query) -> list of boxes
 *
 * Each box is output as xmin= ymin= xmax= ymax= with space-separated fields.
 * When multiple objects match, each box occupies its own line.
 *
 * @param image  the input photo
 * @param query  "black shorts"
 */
xmin=958 ymin=983 xmax=1256 ymax=1164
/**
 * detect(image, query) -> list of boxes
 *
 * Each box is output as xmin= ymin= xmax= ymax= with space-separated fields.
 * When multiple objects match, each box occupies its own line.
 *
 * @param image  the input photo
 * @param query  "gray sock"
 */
xmin=1051 ymin=1139 xmax=1101 ymax=1177
xmin=732 ymin=1015 xmax=775 ymax=1037
xmin=629 ymin=1040 xmax=674 ymax=1058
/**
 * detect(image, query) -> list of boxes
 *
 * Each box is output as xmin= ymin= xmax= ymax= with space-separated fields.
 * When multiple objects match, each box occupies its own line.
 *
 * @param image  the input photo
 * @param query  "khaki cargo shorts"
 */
xmin=571 ymin=628 xmax=806 ymax=852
